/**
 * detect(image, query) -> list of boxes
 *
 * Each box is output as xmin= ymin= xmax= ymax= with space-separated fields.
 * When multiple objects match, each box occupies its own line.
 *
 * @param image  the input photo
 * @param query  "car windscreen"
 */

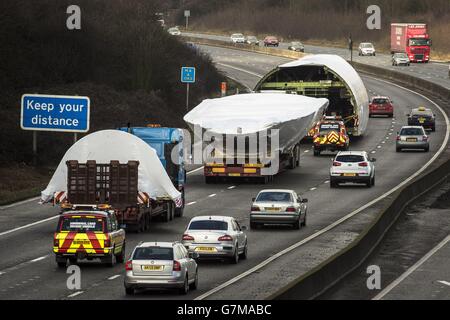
xmin=335 ymin=155 xmax=365 ymax=163
xmin=132 ymin=247 xmax=173 ymax=260
xmin=412 ymin=111 xmax=432 ymax=117
xmin=400 ymin=128 xmax=424 ymax=136
xmin=292 ymin=42 xmax=302 ymax=46
xmin=59 ymin=216 xmax=104 ymax=232
xmin=256 ymin=192 xmax=292 ymax=202
xmin=372 ymin=99 xmax=389 ymax=104
xmin=189 ymin=220 xmax=228 ymax=231
xmin=362 ymin=44 xmax=373 ymax=48
xmin=319 ymin=123 xmax=340 ymax=133
xmin=396 ymin=54 xmax=408 ymax=58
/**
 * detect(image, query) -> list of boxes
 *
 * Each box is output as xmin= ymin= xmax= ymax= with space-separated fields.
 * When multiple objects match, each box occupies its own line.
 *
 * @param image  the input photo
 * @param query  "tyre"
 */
xmin=68 ymin=257 xmax=77 ymax=265
xmin=366 ymin=179 xmax=372 ymax=188
xmin=103 ymin=252 xmax=115 ymax=267
xmin=205 ymin=176 xmax=216 ymax=184
xmin=424 ymin=147 xmax=430 ymax=152
xmin=162 ymin=204 xmax=170 ymax=222
xmin=293 ymin=219 xmax=300 ymax=230
xmin=432 ymin=126 xmax=436 ymax=132
xmin=174 ymin=207 xmax=184 ymax=218
xmin=190 ymin=271 xmax=198 ymax=290
xmin=301 ymin=212 xmax=307 ymax=227
xmin=396 ymin=147 xmax=402 ymax=153
xmin=313 ymin=149 xmax=320 ymax=157
xmin=250 ymin=221 xmax=258 ymax=230
xmin=125 ymin=287 xmax=135 ymax=295
xmin=240 ymin=242 xmax=248 ymax=260
xmin=57 ymin=261 xmax=67 ymax=268
xmin=116 ymin=243 xmax=126 ymax=263
xmin=179 ymin=276 xmax=189 ymax=295
xmin=230 ymin=247 xmax=239 ymax=264
xmin=330 ymin=180 xmax=338 ymax=188
xmin=372 ymin=176 xmax=376 ymax=187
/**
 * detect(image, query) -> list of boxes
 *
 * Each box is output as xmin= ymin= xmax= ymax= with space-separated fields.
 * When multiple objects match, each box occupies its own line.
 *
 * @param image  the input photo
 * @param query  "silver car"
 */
xmin=392 ymin=53 xmax=410 ymax=66
xmin=124 ymin=242 xmax=198 ymax=295
xmin=246 ymin=36 xmax=259 ymax=46
xmin=182 ymin=216 xmax=248 ymax=264
xmin=358 ymin=42 xmax=376 ymax=56
xmin=396 ymin=126 xmax=430 ymax=152
xmin=250 ymin=189 xmax=308 ymax=230
xmin=230 ymin=33 xmax=246 ymax=43
xmin=330 ymin=151 xmax=376 ymax=188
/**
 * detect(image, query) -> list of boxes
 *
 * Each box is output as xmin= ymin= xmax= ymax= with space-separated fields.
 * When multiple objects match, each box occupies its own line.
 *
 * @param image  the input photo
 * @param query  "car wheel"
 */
xmin=103 ymin=251 xmax=115 ymax=267
xmin=125 ymin=287 xmax=135 ymax=295
xmin=190 ymin=270 xmax=198 ymax=290
xmin=301 ymin=213 xmax=307 ymax=227
xmin=240 ymin=242 xmax=248 ymax=260
xmin=330 ymin=180 xmax=338 ymax=188
xmin=230 ymin=247 xmax=239 ymax=264
xmin=250 ymin=221 xmax=258 ymax=230
xmin=432 ymin=127 xmax=436 ymax=132
xmin=424 ymin=147 xmax=430 ymax=152
xmin=293 ymin=219 xmax=300 ymax=230
xmin=57 ymin=259 xmax=67 ymax=268
xmin=372 ymin=176 xmax=375 ymax=187
xmin=396 ymin=147 xmax=402 ymax=153
xmin=366 ymin=179 xmax=372 ymax=188
xmin=68 ymin=257 xmax=77 ymax=265
xmin=313 ymin=149 xmax=320 ymax=157
xmin=179 ymin=275 xmax=189 ymax=295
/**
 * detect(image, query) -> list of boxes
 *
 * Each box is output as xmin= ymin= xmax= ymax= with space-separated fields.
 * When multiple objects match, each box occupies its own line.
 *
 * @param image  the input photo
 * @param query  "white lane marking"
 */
xmin=67 ymin=291 xmax=84 ymax=298
xmin=324 ymin=181 xmax=330 ymax=184
xmin=194 ymin=75 xmax=450 ymax=301
xmin=216 ymin=63 xmax=264 ymax=78
xmin=0 ymin=166 xmax=204 ymax=238
xmin=108 ymin=275 xmax=121 ymax=280
xmin=438 ymin=281 xmax=450 ymax=287
xmin=310 ymin=188 xmax=317 ymax=191
xmin=31 ymin=255 xmax=48 ymax=263
xmin=187 ymin=167 xmax=205 ymax=175
xmin=374 ymin=235 xmax=450 ymax=300
xmin=0 ymin=272 xmax=4 ymax=276
xmin=377 ymin=146 xmax=382 ymax=149
xmin=186 ymin=201 xmax=197 ymax=206
xmin=0 ymin=197 xmax=41 ymax=210
xmin=304 ymin=150 xmax=310 ymax=153
xmin=228 ymin=186 xmax=236 ymax=190
xmin=208 ymin=194 xmax=217 ymax=198
xmin=0 ymin=215 xmax=59 ymax=238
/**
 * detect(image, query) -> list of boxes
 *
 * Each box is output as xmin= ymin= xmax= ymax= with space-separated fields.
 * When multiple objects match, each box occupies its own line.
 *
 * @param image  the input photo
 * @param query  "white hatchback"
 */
xmin=330 ymin=151 xmax=376 ymax=188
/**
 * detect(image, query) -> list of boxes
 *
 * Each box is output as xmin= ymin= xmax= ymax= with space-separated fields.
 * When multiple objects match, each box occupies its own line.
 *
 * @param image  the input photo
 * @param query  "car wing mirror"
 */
xmin=241 ymin=226 xmax=247 ymax=231
xmin=252 ymin=197 xmax=256 ymax=202
xmin=189 ymin=252 xmax=199 ymax=260
xmin=302 ymin=198 xmax=308 ymax=203
xmin=371 ymin=158 xmax=377 ymax=162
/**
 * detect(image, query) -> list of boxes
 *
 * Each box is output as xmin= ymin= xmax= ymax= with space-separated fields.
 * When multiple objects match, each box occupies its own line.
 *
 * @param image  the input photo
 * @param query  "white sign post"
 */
xmin=184 ymin=10 xmax=190 ymax=30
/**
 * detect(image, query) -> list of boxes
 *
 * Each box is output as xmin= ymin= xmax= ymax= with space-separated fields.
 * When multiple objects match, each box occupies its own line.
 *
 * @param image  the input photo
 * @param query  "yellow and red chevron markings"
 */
xmin=54 ymin=231 xmax=109 ymax=254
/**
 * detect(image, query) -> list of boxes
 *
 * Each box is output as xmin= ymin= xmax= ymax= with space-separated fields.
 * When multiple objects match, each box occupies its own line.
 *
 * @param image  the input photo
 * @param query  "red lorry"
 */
xmin=391 ymin=23 xmax=432 ymax=63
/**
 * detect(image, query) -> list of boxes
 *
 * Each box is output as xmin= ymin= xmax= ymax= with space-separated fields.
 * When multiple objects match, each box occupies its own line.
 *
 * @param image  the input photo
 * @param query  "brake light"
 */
xmin=125 ymin=260 xmax=133 ymax=271
xmin=104 ymin=236 xmax=111 ymax=248
xmin=333 ymin=162 xmax=342 ymax=167
xmin=218 ymin=235 xmax=233 ymax=242
xmin=286 ymin=207 xmax=296 ymax=212
xmin=359 ymin=162 xmax=368 ymax=167
xmin=422 ymin=136 xmax=428 ymax=142
xmin=251 ymin=206 xmax=260 ymax=212
xmin=53 ymin=234 xmax=59 ymax=247
xmin=173 ymin=260 xmax=181 ymax=271
xmin=396 ymin=136 xmax=401 ymax=141
xmin=182 ymin=234 xmax=194 ymax=241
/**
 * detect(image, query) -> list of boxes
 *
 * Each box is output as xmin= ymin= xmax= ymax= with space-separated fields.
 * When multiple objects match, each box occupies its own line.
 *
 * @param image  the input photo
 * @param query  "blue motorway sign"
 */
xmin=181 ymin=67 xmax=196 ymax=83
xmin=21 ymin=94 xmax=90 ymax=133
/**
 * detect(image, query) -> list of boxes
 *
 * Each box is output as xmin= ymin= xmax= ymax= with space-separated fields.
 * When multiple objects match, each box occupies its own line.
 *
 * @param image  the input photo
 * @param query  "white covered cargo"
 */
xmin=40 ymin=130 xmax=181 ymax=204
xmin=255 ymin=54 xmax=369 ymax=136
xmin=183 ymin=93 xmax=328 ymax=155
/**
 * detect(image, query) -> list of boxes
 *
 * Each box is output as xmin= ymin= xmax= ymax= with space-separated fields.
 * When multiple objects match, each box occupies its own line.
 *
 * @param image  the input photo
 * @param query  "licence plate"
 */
xmin=265 ymin=207 xmax=281 ymax=212
xmin=142 ymin=265 xmax=163 ymax=271
xmin=343 ymin=173 xmax=357 ymax=177
xmin=195 ymin=247 xmax=217 ymax=252
xmin=407 ymin=138 xmax=418 ymax=142
xmin=228 ymin=173 xmax=241 ymax=177
xmin=73 ymin=240 xmax=91 ymax=245
xmin=419 ymin=118 xmax=425 ymax=123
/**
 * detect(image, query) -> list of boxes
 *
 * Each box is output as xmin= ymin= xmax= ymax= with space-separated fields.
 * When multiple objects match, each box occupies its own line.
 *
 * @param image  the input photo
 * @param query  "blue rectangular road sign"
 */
xmin=181 ymin=67 xmax=196 ymax=83
xmin=21 ymin=94 xmax=90 ymax=133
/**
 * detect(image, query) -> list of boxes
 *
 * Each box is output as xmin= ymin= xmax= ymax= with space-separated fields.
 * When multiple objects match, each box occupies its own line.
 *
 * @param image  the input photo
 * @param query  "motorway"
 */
xmin=184 ymin=32 xmax=450 ymax=91
xmin=0 ymin=45 xmax=447 ymax=300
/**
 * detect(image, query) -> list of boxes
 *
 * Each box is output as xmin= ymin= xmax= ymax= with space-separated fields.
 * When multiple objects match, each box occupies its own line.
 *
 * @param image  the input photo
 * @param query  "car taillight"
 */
xmin=182 ymin=234 xmax=194 ymax=241
xmin=218 ymin=235 xmax=233 ymax=242
xmin=286 ymin=207 xmax=296 ymax=212
xmin=251 ymin=206 xmax=260 ymax=212
xmin=396 ymin=136 xmax=401 ymax=141
xmin=422 ymin=136 xmax=428 ymax=142
xmin=53 ymin=235 xmax=59 ymax=247
xmin=359 ymin=162 xmax=368 ymax=167
xmin=173 ymin=260 xmax=181 ymax=271
xmin=104 ymin=236 xmax=111 ymax=247
xmin=333 ymin=162 xmax=342 ymax=167
xmin=125 ymin=260 xmax=133 ymax=271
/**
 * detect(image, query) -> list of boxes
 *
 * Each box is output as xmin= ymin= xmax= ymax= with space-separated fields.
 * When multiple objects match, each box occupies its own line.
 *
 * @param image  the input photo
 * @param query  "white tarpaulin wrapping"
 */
xmin=184 ymin=93 xmax=328 ymax=135
xmin=184 ymin=93 xmax=328 ymax=156
xmin=40 ymin=130 xmax=181 ymax=204
xmin=278 ymin=54 xmax=369 ymax=136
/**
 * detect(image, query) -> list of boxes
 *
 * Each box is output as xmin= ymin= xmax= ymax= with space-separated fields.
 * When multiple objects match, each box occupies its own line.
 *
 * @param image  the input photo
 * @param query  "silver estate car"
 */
xmin=396 ymin=126 xmax=430 ymax=152
xmin=182 ymin=216 xmax=248 ymax=264
xmin=124 ymin=242 xmax=198 ymax=295
xmin=250 ymin=189 xmax=308 ymax=230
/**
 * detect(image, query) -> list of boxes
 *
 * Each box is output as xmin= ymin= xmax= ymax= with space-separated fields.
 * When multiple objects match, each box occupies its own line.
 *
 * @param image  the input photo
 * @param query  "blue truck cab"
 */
xmin=118 ymin=126 xmax=186 ymax=217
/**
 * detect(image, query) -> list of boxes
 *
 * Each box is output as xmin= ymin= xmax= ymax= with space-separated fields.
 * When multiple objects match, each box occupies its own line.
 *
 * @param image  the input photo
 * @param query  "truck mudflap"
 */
xmin=54 ymin=231 xmax=111 ymax=255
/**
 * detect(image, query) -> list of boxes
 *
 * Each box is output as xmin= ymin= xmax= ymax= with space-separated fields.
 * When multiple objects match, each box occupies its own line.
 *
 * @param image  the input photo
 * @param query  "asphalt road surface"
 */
xmin=0 ymin=45 xmax=447 ymax=300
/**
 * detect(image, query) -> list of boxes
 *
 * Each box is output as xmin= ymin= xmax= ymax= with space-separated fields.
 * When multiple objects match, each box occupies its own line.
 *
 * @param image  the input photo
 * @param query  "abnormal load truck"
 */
xmin=391 ymin=23 xmax=432 ymax=63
